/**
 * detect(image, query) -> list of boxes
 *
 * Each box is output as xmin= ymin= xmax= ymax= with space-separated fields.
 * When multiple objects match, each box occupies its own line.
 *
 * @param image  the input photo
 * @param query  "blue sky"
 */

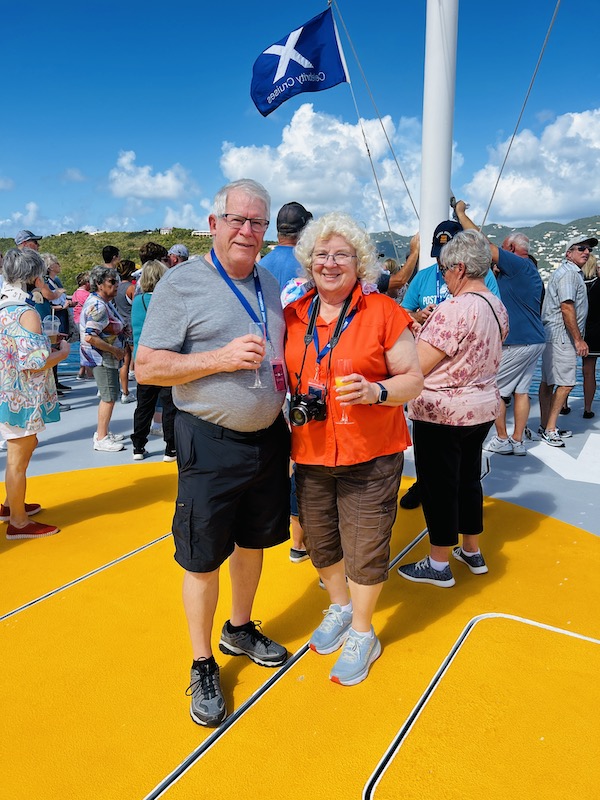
xmin=2 ymin=0 xmax=598 ymax=240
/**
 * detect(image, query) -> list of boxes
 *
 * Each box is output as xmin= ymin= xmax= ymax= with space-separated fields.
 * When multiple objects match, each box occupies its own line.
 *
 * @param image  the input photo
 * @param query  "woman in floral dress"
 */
xmin=0 ymin=248 xmax=70 ymax=539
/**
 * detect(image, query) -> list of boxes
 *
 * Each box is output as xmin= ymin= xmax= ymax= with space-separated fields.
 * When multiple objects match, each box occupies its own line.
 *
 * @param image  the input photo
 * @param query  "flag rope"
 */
xmin=329 ymin=0 xmax=419 ymax=227
xmin=480 ymin=0 xmax=562 ymax=228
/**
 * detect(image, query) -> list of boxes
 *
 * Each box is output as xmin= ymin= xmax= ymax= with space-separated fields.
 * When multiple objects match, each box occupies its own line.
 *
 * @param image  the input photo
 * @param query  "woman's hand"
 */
xmin=335 ymin=374 xmax=380 ymax=406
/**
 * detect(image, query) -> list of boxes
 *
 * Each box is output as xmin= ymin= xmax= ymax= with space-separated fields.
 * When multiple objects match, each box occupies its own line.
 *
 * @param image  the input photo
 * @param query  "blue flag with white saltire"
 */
xmin=251 ymin=8 xmax=350 ymax=117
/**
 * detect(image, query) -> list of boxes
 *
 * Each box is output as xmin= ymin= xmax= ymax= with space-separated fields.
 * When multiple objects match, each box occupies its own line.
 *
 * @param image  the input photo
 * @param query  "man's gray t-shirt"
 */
xmin=139 ymin=255 xmax=286 ymax=432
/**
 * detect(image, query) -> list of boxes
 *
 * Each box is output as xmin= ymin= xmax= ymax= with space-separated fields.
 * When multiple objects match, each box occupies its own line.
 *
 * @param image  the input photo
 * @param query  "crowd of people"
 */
xmin=1 ymin=179 xmax=598 ymax=729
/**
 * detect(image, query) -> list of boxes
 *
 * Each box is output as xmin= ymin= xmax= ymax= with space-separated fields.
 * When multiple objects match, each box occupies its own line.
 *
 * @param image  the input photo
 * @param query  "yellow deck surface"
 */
xmin=370 ymin=616 xmax=600 ymax=800
xmin=1 ymin=470 xmax=599 ymax=800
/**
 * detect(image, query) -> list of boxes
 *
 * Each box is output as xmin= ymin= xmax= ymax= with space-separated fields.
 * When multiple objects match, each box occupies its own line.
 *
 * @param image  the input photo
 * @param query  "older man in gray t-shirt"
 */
xmin=136 ymin=179 xmax=290 ymax=728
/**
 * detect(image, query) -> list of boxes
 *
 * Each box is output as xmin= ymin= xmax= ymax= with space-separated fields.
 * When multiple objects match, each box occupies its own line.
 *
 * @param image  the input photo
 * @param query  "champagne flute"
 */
xmin=248 ymin=321 xmax=266 ymax=388
xmin=334 ymin=358 xmax=354 ymax=424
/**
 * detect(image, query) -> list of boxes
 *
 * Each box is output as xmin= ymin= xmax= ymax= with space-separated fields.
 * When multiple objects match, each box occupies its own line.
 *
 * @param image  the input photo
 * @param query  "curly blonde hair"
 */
xmin=294 ymin=212 xmax=379 ymax=283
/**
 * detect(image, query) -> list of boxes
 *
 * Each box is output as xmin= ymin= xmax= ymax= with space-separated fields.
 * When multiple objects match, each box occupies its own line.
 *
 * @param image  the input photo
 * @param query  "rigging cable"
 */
xmin=331 ymin=0 xmax=419 ymax=263
xmin=480 ymin=0 xmax=562 ymax=228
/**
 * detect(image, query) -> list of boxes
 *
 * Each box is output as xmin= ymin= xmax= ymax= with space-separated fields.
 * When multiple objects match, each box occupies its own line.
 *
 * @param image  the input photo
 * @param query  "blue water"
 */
xmin=58 ymin=344 xmax=588 ymax=399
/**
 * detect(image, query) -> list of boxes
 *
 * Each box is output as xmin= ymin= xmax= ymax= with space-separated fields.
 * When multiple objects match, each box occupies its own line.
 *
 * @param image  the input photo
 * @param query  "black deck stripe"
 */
xmin=388 ymin=528 xmax=428 ymax=570
xmin=0 ymin=533 xmax=171 ymax=622
xmin=361 ymin=613 xmax=600 ymax=799
xmin=142 ymin=644 xmax=310 ymax=800
xmin=362 ymin=618 xmax=477 ymax=800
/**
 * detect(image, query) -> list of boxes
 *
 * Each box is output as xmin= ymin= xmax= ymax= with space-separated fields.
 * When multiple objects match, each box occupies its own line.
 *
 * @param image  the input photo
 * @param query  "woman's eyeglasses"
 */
xmin=312 ymin=252 xmax=357 ymax=265
xmin=105 ymin=278 xmax=119 ymax=285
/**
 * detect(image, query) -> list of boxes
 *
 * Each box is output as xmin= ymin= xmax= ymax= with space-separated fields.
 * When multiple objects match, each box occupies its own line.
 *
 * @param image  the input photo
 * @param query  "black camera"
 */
xmin=289 ymin=393 xmax=327 ymax=426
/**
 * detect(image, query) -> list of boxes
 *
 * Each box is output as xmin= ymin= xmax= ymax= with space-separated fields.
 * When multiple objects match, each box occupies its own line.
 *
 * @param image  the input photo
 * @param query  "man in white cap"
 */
xmin=168 ymin=244 xmax=189 ymax=268
xmin=15 ymin=230 xmax=42 ymax=251
xmin=538 ymin=234 xmax=597 ymax=446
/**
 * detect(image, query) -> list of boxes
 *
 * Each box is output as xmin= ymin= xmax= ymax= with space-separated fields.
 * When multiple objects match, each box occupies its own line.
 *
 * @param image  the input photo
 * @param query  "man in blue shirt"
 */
xmin=260 ymin=202 xmax=312 ymax=292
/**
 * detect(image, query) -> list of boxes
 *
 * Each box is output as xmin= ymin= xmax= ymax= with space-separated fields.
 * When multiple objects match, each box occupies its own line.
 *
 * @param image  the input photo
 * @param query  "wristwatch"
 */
xmin=375 ymin=382 xmax=388 ymax=404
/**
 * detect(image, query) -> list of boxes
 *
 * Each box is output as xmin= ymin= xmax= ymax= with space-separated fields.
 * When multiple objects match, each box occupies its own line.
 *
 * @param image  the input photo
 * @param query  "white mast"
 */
xmin=418 ymin=0 xmax=459 ymax=268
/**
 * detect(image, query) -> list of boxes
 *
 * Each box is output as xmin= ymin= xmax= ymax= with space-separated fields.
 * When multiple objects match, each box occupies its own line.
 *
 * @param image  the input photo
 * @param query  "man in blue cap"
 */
xmin=15 ymin=230 xmax=42 ymax=251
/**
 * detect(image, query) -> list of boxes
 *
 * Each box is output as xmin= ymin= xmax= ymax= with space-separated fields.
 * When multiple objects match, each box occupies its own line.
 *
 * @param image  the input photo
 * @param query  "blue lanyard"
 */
xmin=435 ymin=267 xmax=449 ymax=305
xmin=210 ymin=248 xmax=269 ymax=340
xmin=308 ymin=295 xmax=357 ymax=365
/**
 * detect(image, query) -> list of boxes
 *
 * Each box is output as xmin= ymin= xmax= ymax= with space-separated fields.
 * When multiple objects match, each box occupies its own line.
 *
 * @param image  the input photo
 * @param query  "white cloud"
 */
xmin=0 ymin=202 xmax=80 ymax=237
xmin=11 ymin=202 xmax=40 ymax=228
xmin=218 ymin=104 xmax=600 ymax=235
xmin=62 ymin=168 xmax=86 ymax=183
xmin=219 ymin=103 xmax=428 ymax=235
xmin=103 ymin=213 xmax=139 ymax=231
xmin=463 ymin=109 xmax=600 ymax=225
xmin=163 ymin=203 xmax=210 ymax=230
xmin=108 ymin=150 xmax=196 ymax=200
xmin=0 ymin=176 xmax=14 ymax=191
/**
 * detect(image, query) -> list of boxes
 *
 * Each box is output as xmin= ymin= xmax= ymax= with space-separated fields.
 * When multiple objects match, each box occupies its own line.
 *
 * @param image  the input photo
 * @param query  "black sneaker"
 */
xmin=186 ymin=657 xmax=227 ymax=727
xmin=399 ymin=481 xmax=421 ymax=509
xmin=289 ymin=547 xmax=309 ymax=563
xmin=219 ymin=620 xmax=287 ymax=667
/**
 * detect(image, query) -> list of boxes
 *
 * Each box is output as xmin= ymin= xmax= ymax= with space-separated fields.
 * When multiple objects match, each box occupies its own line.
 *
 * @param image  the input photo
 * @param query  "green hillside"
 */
xmin=0 ymin=229 xmax=276 ymax=293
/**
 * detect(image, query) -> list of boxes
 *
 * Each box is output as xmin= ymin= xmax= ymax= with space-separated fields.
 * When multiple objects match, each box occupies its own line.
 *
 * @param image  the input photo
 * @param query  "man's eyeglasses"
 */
xmin=312 ymin=252 xmax=358 ymax=266
xmin=574 ymin=245 xmax=594 ymax=253
xmin=220 ymin=214 xmax=269 ymax=233
xmin=439 ymin=263 xmax=458 ymax=275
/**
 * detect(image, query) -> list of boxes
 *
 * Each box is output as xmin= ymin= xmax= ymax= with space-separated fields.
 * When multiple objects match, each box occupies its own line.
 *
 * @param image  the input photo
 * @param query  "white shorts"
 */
xmin=0 ymin=421 xmax=41 ymax=441
xmin=541 ymin=339 xmax=577 ymax=387
xmin=497 ymin=343 xmax=545 ymax=396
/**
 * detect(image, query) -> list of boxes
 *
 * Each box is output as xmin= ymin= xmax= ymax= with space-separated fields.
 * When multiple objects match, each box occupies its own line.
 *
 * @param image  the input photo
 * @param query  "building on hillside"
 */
xmin=191 ymin=230 xmax=211 ymax=238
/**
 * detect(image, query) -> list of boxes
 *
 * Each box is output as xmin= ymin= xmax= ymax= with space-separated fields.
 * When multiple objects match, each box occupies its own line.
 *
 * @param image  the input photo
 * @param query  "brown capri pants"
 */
xmin=295 ymin=452 xmax=404 ymax=586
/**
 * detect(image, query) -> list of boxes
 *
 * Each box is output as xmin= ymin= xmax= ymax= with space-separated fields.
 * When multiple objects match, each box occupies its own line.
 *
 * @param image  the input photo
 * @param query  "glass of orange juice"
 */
xmin=334 ymin=358 xmax=354 ymax=425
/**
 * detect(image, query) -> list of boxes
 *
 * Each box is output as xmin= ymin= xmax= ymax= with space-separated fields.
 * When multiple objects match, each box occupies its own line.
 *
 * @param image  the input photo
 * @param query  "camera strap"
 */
xmin=294 ymin=292 xmax=354 ymax=393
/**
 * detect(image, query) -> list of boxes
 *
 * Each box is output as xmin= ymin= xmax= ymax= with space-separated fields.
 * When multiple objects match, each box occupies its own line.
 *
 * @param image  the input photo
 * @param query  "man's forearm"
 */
xmin=560 ymin=302 xmax=584 ymax=343
xmin=135 ymin=346 xmax=225 ymax=386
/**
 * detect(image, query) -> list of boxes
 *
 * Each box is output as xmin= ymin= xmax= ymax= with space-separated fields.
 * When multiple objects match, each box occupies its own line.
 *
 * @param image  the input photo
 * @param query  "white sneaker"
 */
xmin=93 ymin=431 xmax=125 ymax=443
xmin=149 ymin=425 xmax=163 ymax=437
xmin=93 ymin=435 xmax=124 ymax=452
xmin=128 ymin=371 xmax=136 ymax=380
xmin=121 ymin=393 xmax=136 ymax=404
xmin=509 ymin=437 xmax=526 ymax=456
xmin=133 ymin=449 xmax=148 ymax=461
xmin=484 ymin=435 xmax=513 ymax=455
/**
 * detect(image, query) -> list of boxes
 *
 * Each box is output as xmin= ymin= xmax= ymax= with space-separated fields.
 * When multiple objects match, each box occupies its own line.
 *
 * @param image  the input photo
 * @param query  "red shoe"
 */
xmin=6 ymin=521 xmax=59 ymax=540
xmin=0 ymin=503 xmax=42 ymax=522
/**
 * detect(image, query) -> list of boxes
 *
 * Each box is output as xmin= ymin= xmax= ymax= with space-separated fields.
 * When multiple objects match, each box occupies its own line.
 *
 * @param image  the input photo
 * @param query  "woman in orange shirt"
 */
xmin=284 ymin=212 xmax=423 ymax=686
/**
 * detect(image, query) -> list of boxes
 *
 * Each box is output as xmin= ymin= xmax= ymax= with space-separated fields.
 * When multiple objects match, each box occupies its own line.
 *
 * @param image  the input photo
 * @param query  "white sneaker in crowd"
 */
xmin=93 ymin=435 xmax=124 ymax=452
xmin=93 ymin=431 xmax=125 ymax=444
xmin=121 ymin=392 xmax=136 ymax=404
